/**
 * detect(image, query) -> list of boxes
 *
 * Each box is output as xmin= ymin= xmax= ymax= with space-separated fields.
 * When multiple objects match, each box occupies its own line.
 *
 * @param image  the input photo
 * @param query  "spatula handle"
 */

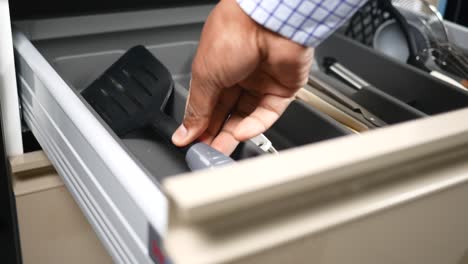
xmin=150 ymin=114 xmax=234 ymax=170
xmin=150 ymin=114 xmax=186 ymax=148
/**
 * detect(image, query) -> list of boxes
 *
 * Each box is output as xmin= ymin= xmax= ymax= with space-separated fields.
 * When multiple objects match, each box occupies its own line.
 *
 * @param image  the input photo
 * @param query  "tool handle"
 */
xmin=185 ymin=142 xmax=235 ymax=170
xmin=296 ymin=88 xmax=368 ymax=132
xmin=150 ymin=114 xmax=191 ymax=151
xmin=150 ymin=114 xmax=234 ymax=170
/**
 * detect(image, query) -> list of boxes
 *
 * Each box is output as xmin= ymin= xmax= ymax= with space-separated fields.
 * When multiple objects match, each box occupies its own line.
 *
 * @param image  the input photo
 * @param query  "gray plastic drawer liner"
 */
xmin=13 ymin=23 xmax=350 ymax=263
xmin=315 ymin=29 xmax=468 ymax=121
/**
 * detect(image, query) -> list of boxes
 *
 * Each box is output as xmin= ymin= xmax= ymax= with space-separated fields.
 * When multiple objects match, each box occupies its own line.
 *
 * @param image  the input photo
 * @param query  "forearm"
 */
xmin=237 ymin=0 xmax=367 ymax=47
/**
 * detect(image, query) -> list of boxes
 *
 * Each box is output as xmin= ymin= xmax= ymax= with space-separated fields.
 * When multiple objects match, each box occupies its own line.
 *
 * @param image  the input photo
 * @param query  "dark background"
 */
xmin=9 ymin=0 xmax=217 ymax=19
xmin=444 ymin=0 xmax=468 ymax=27
xmin=0 ymin=107 xmax=22 ymax=263
xmin=8 ymin=0 xmax=467 ymax=27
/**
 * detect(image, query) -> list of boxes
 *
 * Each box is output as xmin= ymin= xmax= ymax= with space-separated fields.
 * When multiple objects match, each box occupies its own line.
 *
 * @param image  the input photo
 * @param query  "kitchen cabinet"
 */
xmin=2 ymin=1 xmax=468 ymax=263
xmin=11 ymin=151 xmax=112 ymax=264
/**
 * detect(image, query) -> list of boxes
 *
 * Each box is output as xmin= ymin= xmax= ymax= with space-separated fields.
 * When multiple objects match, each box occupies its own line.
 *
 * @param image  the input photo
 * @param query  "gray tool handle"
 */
xmin=150 ymin=117 xmax=234 ymax=170
xmin=185 ymin=142 xmax=235 ymax=171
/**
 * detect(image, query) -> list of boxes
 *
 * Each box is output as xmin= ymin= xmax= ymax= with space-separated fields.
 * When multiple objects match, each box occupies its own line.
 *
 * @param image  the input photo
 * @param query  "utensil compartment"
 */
xmin=315 ymin=33 xmax=468 ymax=121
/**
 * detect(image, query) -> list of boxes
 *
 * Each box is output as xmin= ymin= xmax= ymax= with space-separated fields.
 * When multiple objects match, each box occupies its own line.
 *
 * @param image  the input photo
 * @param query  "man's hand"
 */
xmin=172 ymin=0 xmax=313 ymax=155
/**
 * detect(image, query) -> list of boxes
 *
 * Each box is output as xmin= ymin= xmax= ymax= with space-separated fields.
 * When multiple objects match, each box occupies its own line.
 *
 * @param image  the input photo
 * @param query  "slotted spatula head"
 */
xmin=82 ymin=45 xmax=174 ymax=137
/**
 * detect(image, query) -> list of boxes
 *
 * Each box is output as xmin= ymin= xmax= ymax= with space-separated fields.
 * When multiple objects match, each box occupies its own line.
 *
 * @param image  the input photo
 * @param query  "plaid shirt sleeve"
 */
xmin=237 ymin=0 xmax=367 ymax=47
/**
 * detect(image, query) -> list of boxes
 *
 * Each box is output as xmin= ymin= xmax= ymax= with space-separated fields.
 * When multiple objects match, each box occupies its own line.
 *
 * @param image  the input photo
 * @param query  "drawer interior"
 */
xmin=31 ymin=23 xmax=351 ymax=181
xmin=315 ymin=34 xmax=468 ymax=118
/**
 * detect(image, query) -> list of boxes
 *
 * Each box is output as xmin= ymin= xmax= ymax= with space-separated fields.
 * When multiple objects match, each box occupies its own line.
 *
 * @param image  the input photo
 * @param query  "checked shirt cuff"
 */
xmin=237 ymin=0 xmax=367 ymax=47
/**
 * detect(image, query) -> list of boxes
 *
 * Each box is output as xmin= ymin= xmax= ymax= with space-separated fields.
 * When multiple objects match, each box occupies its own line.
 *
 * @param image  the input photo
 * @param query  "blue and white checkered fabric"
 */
xmin=237 ymin=0 xmax=367 ymax=47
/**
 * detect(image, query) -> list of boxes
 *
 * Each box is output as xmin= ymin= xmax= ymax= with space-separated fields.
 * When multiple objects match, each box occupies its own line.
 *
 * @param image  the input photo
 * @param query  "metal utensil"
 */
xmin=373 ymin=19 xmax=432 ymax=64
xmin=307 ymin=72 xmax=387 ymax=128
xmin=393 ymin=0 xmax=468 ymax=79
xmin=250 ymin=134 xmax=278 ymax=154
xmin=296 ymin=87 xmax=371 ymax=132
xmin=322 ymin=58 xmax=425 ymax=124
xmin=393 ymin=0 xmax=449 ymax=42
xmin=378 ymin=0 xmax=429 ymax=70
xmin=373 ymin=19 xmax=467 ymax=89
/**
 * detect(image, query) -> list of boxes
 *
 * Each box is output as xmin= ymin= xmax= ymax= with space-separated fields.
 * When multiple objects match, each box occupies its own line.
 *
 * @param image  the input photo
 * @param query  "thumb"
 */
xmin=172 ymin=75 xmax=221 ymax=147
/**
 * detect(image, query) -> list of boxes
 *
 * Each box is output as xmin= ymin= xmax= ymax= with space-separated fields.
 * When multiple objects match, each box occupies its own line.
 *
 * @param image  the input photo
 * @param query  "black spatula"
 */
xmin=82 ymin=45 xmax=234 ymax=170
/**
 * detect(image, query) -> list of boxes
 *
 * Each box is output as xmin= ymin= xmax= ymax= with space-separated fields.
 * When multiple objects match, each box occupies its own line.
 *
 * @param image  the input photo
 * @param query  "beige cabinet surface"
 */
xmin=11 ymin=151 xmax=112 ymax=264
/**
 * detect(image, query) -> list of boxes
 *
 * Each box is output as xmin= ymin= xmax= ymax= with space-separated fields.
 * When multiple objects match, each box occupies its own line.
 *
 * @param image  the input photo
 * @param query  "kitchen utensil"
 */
xmin=297 ymin=87 xmax=370 ymax=132
xmin=392 ymin=0 xmax=448 ymax=40
xmin=250 ymin=134 xmax=279 ymax=154
xmin=306 ymin=75 xmax=387 ymax=128
xmin=379 ymin=0 xmax=426 ymax=69
xmin=322 ymin=58 xmax=424 ymax=124
xmin=373 ymin=19 xmax=430 ymax=64
xmin=344 ymin=0 xmax=468 ymax=83
xmin=81 ymin=45 xmax=234 ymax=171
xmin=373 ymin=19 xmax=467 ymax=89
xmin=393 ymin=0 xmax=468 ymax=80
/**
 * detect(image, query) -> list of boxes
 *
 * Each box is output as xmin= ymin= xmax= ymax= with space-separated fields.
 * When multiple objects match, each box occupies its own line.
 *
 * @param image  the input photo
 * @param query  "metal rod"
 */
xmin=328 ymin=62 xmax=370 ymax=90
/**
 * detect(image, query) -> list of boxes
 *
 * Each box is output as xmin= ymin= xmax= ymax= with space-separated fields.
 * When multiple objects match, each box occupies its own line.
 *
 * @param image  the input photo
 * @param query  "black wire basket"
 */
xmin=342 ymin=0 xmax=468 ymax=80
xmin=343 ymin=0 xmax=392 ymax=46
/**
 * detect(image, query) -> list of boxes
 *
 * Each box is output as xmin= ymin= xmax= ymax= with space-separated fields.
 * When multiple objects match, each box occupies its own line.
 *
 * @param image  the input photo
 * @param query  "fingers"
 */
xmin=210 ymin=113 xmax=244 ymax=155
xmin=208 ymin=91 xmax=256 ymax=154
xmin=171 ymin=10 xmax=259 ymax=147
xmin=233 ymin=72 xmax=295 ymax=141
xmin=171 ymin=0 xmax=264 ymax=148
xmin=172 ymin=69 xmax=222 ymax=146
xmin=199 ymin=87 xmax=242 ymax=145
xmin=208 ymin=91 xmax=292 ymax=155
xmin=234 ymin=94 xmax=292 ymax=141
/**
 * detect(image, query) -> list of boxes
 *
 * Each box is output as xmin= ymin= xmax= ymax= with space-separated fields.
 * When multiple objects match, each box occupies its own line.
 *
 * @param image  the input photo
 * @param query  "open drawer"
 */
xmin=12 ymin=5 xmax=468 ymax=264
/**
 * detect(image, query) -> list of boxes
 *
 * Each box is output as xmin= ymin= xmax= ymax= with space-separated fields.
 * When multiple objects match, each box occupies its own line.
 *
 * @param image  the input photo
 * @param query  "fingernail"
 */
xmin=172 ymin=124 xmax=188 ymax=144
